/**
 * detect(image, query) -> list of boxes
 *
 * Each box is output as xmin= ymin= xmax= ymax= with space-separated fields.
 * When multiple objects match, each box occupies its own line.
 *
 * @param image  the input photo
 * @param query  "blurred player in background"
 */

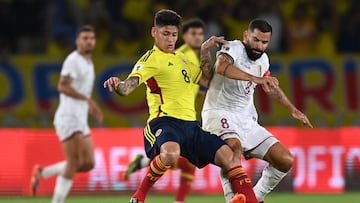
xmin=103 ymin=9 xmax=270 ymax=203
xmin=200 ymin=19 xmax=313 ymax=203
xmin=124 ymin=18 xmax=206 ymax=203
xmin=31 ymin=25 xmax=103 ymax=203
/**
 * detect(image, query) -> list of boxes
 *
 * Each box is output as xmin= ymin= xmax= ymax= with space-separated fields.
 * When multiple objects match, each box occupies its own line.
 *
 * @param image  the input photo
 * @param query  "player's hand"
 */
xmin=87 ymin=99 xmax=103 ymax=123
xmin=292 ymin=109 xmax=313 ymax=128
xmin=201 ymin=36 xmax=228 ymax=51
xmin=256 ymin=76 xmax=279 ymax=92
xmin=103 ymin=77 xmax=121 ymax=92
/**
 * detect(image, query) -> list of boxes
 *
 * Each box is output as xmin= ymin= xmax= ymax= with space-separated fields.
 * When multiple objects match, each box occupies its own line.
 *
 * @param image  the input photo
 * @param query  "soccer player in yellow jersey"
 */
xmin=123 ymin=18 xmax=206 ymax=203
xmin=104 ymin=9 xmax=277 ymax=203
xmin=177 ymin=18 xmax=203 ymax=75
xmin=177 ymin=18 xmax=208 ymax=118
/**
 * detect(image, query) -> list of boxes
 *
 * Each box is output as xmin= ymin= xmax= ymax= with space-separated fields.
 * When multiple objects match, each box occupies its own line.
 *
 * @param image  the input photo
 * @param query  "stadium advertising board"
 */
xmin=1 ymin=127 xmax=360 ymax=195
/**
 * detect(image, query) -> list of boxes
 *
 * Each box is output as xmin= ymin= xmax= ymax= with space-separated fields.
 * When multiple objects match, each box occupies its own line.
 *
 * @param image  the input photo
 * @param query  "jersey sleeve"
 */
xmin=216 ymin=41 xmax=241 ymax=64
xmin=60 ymin=56 xmax=78 ymax=79
xmin=261 ymin=53 xmax=271 ymax=77
xmin=128 ymin=60 xmax=159 ymax=85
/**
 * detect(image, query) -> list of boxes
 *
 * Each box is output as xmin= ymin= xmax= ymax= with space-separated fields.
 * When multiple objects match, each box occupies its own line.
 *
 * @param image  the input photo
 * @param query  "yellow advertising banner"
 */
xmin=0 ymin=54 xmax=359 ymax=127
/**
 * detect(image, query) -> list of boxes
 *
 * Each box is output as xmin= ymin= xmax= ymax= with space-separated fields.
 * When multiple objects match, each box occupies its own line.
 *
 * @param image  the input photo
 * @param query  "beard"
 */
xmin=82 ymin=46 xmax=94 ymax=55
xmin=84 ymin=49 xmax=93 ymax=55
xmin=244 ymin=43 xmax=264 ymax=61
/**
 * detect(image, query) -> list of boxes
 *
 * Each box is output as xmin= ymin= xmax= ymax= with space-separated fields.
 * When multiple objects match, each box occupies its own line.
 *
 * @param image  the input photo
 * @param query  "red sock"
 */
xmin=132 ymin=155 xmax=170 ymax=201
xmin=227 ymin=166 xmax=257 ymax=203
xmin=175 ymin=157 xmax=196 ymax=202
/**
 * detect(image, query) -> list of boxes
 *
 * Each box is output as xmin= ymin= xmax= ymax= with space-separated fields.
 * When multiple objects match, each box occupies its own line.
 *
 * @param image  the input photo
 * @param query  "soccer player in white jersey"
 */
xmin=30 ymin=25 xmax=103 ymax=203
xmin=200 ymin=19 xmax=313 ymax=203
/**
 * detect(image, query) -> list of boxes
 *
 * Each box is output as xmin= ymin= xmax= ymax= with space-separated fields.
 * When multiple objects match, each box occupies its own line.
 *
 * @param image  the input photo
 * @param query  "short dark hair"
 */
xmin=76 ymin=25 xmax=95 ymax=37
xmin=248 ymin=19 xmax=272 ymax=33
xmin=182 ymin=18 xmax=205 ymax=33
xmin=154 ymin=9 xmax=182 ymax=28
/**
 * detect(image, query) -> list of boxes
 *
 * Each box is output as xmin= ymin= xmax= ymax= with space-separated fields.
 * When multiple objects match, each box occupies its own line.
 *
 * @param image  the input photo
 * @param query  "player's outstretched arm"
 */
xmin=103 ymin=76 xmax=139 ymax=96
xmin=266 ymin=86 xmax=313 ymax=128
xmin=214 ymin=54 xmax=278 ymax=92
xmin=200 ymin=36 xmax=263 ymax=86
xmin=200 ymin=35 xmax=279 ymax=92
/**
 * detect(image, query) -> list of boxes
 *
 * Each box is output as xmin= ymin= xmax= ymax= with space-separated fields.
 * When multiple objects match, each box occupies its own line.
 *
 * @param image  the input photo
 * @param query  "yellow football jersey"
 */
xmin=129 ymin=45 xmax=201 ymax=122
xmin=176 ymin=44 xmax=200 ymax=68
xmin=176 ymin=44 xmax=203 ymax=119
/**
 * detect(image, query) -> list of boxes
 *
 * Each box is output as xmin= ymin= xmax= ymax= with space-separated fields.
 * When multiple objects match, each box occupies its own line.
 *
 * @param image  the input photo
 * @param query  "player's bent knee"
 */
xmin=63 ymin=160 xmax=79 ymax=177
xmin=226 ymin=138 xmax=242 ymax=159
xmin=284 ymin=153 xmax=294 ymax=171
xmin=85 ymin=160 xmax=95 ymax=171
xmin=226 ymin=138 xmax=242 ymax=152
xmin=160 ymin=151 xmax=180 ymax=166
xmin=277 ymin=153 xmax=294 ymax=172
xmin=214 ymin=145 xmax=239 ymax=170
xmin=66 ymin=159 xmax=79 ymax=170
xmin=77 ymin=159 xmax=95 ymax=172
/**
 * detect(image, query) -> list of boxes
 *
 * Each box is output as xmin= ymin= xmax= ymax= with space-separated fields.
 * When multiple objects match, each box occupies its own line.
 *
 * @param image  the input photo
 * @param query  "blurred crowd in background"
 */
xmin=0 ymin=0 xmax=359 ymax=58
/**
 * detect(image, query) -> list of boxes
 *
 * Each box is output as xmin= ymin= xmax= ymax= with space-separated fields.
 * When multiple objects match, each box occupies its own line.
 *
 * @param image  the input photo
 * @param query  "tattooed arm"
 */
xmin=200 ymin=42 xmax=214 ymax=81
xmin=199 ymin=36 xmax=229 ymax=85
xmin=267 ymin=86 xmax=313 ymax=128
xmin=103 ymin=76 xmax=139 ymax=96
xmin=114 ymin=77 xmax=139 ymax=96
xmin=200 ymin=36 xmax=259 ymax=81
xmin=198 ymin=45 xmax=214 ymax=87
xmin=200 ymin=36 xmax=278 ymax=92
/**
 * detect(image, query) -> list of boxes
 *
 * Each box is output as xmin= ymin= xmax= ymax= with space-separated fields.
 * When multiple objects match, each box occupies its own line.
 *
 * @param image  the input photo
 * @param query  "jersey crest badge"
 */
xmin=155 ymin=129 xmax=162 ymax=137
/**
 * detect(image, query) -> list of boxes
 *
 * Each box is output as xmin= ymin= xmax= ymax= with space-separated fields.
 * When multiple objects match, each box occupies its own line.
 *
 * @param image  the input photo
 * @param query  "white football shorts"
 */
xmin=54 ymin=116 xmax=90 ymax=141
xmin=202 ymin=110 xmax=278 ymax=159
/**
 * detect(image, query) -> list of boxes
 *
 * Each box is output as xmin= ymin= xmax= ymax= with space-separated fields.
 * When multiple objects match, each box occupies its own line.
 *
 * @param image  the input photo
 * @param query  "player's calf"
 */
xmin=30 ymin=164 xmax=42 ymax=196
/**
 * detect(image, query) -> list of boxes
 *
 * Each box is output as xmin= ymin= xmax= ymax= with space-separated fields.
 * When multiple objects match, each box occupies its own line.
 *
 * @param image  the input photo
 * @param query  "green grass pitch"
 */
xmin=0 ymin=192 xmax=359 ymax=203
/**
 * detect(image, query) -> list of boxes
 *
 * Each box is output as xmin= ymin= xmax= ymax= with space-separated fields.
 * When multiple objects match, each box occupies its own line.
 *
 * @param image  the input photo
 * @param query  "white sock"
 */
xmin=220 ymin=169 xmax=234 ymax=203
xmin=42 ymin=161 xmax=66 ymax=178
xmin=253 ymin=165 xmax=287 ymax=202
xmin=140 ymin=156 xmax=150 ymax=168
xmin=51 ymin=176 xmax=73 ymax=203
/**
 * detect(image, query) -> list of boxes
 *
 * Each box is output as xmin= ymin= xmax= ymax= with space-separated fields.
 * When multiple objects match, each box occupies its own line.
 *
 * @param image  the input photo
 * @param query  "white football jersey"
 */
xmin=202 ymin=40 xmax=270 ymax=120
xmin=54 ymin=51 xmax=95 ymax=126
